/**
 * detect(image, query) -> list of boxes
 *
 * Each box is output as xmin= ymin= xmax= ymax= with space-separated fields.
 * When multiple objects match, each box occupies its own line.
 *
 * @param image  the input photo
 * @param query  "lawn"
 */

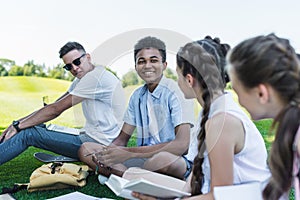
xmin=0 ymin=77 xmax=136 ymax=199
xmin=0 ymin=77 xmax=291 ymax=199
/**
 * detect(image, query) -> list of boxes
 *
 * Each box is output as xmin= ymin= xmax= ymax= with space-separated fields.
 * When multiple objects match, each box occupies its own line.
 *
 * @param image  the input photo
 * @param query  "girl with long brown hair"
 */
xmin=228 ymin=33 xmax=300 ymax=199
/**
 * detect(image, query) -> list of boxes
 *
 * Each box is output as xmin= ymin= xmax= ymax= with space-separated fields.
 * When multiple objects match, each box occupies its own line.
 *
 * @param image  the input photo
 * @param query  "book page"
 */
xmin=46 ymin=124 xmax=80 ymax=135
xmin=123 ymin=167 xmax=187 ymax=191
xmin=213 ymin=182 xmax=263 ymax=200
xmin=0 ymin=194 xmax=15 ymax=200
xmin=104 ymin=175 xmax=138 ymax=200
xmin=47 ymin=191 xmax=113 ymax=200
xmin=124 ymin=178 xmax=190 ymax=198
xmin=106 ymin=174 xmax=190 ymax=199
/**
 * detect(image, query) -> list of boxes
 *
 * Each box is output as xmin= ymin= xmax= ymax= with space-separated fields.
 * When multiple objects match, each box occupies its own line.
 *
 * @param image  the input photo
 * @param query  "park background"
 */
xmin=0 ymin=0 xmax=299 ymax=199
xmin=0 ymin=76 xmax=276 ymax=199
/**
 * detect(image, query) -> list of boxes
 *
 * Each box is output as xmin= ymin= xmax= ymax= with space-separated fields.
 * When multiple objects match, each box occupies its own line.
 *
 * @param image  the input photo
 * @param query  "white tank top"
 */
xmin=201 ymin=92 xmax=270 ymax=193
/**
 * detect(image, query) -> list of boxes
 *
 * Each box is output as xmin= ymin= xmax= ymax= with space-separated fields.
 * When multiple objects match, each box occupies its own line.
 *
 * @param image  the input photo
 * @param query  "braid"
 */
xmin=264 ymin=40 xmax=300 ymax=197
xmin=264 ymin=104 xmax=300 ymax=199
xmin=177 ymin=37 xmax=229 ymax=194
xmin=191 ymin=86 xmax=211 ymax=195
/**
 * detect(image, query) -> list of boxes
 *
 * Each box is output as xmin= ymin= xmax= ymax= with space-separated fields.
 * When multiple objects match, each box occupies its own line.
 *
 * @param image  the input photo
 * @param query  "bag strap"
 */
xmin=1 ymin=184 xmax=28 ymax=194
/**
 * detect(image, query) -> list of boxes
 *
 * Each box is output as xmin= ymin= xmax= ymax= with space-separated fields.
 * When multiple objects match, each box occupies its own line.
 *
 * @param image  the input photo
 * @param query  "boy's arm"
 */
xmin=100 ymin=123 xmax=191 ymax=166
xmin=112 ymin=123 xmax=136 ymax=146
xmin=1 ymin=94 xmax=84 ymax=141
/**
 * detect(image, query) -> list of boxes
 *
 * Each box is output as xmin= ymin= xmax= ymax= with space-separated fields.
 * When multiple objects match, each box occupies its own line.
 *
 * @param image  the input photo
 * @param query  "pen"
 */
xmin=84 ymin=146 xmax=108 ymax=157
xmin=84 ymin=150 xmax=102 ymax=157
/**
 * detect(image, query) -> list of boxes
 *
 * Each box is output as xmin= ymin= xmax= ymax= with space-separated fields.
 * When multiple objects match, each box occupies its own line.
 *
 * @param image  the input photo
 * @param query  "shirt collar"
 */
xmin=140 ymin=76 xmax=167 ymax=99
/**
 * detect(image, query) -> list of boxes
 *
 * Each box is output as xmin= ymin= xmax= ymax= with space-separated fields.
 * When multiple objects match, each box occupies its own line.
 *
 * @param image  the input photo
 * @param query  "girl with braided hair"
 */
xmin=132 ymin=36 xmax=270 ymax=200
xmin=228 ymin=33 xmax=300 ymax=200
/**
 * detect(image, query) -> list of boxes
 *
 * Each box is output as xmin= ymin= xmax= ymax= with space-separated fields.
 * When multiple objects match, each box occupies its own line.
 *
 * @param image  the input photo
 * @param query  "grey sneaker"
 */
xmin=98 ymin=174 xmax=108 ymax=185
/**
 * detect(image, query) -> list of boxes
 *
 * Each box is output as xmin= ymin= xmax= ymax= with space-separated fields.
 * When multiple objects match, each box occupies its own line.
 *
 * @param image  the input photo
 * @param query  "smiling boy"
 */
xmin=79 ymin=36 xmax=194 ymax=179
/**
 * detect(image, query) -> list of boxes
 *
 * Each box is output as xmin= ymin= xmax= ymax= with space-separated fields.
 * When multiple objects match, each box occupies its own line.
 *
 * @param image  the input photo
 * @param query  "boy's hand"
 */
xmin=0 ymin=125 xmax=18 ymax=142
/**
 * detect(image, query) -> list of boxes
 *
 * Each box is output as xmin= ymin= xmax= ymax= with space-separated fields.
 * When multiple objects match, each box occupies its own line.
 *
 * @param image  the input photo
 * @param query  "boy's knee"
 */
xmin=149 ymin=151 xmax=174 ymax=163
xmin=78 ymin=142 xmax=93 ymax=160
xmin=144 ymin=151 xmax=174 ymax=172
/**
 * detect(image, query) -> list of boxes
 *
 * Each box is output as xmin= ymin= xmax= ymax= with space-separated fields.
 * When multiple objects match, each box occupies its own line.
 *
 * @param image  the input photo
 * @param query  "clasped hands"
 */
xmin=91 ymin=145 xmax=132 ymax=166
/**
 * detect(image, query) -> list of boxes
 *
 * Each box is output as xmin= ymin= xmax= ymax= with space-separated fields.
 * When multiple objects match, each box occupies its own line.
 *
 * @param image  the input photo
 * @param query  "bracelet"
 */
xmin=95 ymin=165 xmax=99 ymax=175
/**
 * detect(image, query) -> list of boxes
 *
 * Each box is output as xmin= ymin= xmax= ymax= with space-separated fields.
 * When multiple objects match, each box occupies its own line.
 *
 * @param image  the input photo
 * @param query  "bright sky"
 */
xmin=0 ymin=0 xmax=299 ymax=77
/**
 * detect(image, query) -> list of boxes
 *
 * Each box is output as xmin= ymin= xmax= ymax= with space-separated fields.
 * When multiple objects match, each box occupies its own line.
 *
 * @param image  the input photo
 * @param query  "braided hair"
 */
xmin=228 ymin=33 xmax=300 ymax=199
xmin=177 ymin=36 xmax=230 ymax=195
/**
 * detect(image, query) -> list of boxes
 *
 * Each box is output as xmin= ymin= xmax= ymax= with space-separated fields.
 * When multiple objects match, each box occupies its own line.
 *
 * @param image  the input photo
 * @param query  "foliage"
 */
xmin=48 ymin=64 xmax=67 ymax=79
xmin=0 ymin=65 xmax=8 ymax=76
xmin=0 ymin=58 xmax=15 ymax=69
xmin=164 ymin=67 xmax=177 ymax=81
xmin=0 ymin=58 xmax=74 ymax=80
xmin=226 ymin=82 xmax=232 ymax=90
xmin=0 ymin=57 xmax=179 ymax=84
xmin=8 ymin=65 xmax=24 ymax=76
xmin=105 ymin=66 xmax=119 ymax=80
xmin=122 ymin=69 xmax=140 ymax=87
xmin=23 ymin=60 xmax=46 ymax=77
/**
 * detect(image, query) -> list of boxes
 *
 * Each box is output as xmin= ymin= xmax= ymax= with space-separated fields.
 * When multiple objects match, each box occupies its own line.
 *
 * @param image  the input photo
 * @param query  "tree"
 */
xmin=0 ymin=58 xmax=15 ymax=70
xmin=8 ymin=65 xmax=23 ymax=76
xmin=122 ymin=69 xmax=139 ymax=87
xmin=23 ymin=61 xmax=35 ymax=76
xmin=164 ymin=68 xmax=177 ymax=81
xmin=23 ymin=60 xmax=46 ymax=77
xmin=0 ymin=65 xmax=8 ymax=76
xmin=36 ymin=63 xmax=47 ymax=77
xmin=48 ymin=64 xmax=68 ymax=80
xmin=105 ymin=67 xmax=119 ymax=80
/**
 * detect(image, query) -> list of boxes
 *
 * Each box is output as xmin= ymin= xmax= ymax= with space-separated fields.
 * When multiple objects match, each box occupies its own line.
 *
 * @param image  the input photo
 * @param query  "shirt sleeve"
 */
xmin=70 ymin=67 xmax=118 ymax=101
xmin=169 ymin=85 xmax=195 ymax=128
xmin=123 ymin=89 xmax=139 ymax=126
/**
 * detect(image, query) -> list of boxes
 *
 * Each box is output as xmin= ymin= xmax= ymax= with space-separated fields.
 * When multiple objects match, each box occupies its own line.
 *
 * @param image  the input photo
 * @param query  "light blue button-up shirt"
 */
xmin=123 ymin=76 xmax=194 ymax=146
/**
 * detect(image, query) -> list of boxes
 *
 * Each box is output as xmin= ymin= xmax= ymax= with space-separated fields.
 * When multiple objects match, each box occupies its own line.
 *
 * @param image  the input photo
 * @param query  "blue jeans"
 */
xmin=0 ymin=126 xmax=83 ymax=165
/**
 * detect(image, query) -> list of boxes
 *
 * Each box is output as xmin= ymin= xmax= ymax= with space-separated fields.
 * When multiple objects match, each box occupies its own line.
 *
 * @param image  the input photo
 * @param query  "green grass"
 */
xmin=0 ymin=77 xmax=135 ymax=199
xmin=0 ymin=76 xmax=287 ymax=199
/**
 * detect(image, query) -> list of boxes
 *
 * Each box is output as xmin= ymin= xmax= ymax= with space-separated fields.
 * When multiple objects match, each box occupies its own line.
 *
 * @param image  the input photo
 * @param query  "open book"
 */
xmin=105 ymin=174 xmax=190 ymax=200
xmin=46 ymin=124 xmax=80 ymax=135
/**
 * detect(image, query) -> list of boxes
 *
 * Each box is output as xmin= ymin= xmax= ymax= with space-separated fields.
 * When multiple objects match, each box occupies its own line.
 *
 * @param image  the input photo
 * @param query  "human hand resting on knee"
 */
xmin=95 ymin=145 xmax=133 ymax=166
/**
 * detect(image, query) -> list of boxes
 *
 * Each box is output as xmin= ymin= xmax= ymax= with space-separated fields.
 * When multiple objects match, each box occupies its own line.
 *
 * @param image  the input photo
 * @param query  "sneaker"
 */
xmin=98 ymin=174 xmax=108 ymax=185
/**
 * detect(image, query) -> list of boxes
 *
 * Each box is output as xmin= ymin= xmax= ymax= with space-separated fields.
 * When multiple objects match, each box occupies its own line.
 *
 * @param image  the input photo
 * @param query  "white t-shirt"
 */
xmin=199 ymin=92 xmax=270 ymax=194
xmin=68 ymin=66 xmax=126 ymax=145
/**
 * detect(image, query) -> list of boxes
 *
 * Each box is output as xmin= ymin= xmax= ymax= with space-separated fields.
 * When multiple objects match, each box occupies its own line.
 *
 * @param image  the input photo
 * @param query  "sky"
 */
xmin=0 ymin=0 xmax=299 ymax=77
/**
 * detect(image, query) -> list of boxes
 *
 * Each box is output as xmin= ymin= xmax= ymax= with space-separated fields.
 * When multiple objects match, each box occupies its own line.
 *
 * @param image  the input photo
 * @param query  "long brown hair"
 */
xmin=177 ymin=36 xmax=230 ymax=195
xmin=228 ymin=33 xmax=300 ymax=199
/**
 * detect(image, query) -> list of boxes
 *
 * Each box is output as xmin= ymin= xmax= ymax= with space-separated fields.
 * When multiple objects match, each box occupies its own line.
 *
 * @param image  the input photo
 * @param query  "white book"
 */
xmin=0 ymin=193 xmax=15 ymax=200
xmin=47 ymin=191 xmax=113 ymax=200
xmin=213 ymin=182 xmax=263 ymax=200
xmin=46 ymin=124 xmax=80 ymax=135
xmin=105 ymin=174 xmax=191 ymax=200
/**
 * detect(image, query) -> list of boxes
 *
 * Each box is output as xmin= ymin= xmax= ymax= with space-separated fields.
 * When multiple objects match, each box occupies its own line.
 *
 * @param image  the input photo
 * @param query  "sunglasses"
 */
xmin=63 ymin=54 xmax=86 ymax=71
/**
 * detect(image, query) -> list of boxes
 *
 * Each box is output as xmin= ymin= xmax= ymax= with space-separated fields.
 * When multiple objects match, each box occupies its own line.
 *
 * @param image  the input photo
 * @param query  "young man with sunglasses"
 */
xmin=0 ymin=42 xmax=126 ymax=165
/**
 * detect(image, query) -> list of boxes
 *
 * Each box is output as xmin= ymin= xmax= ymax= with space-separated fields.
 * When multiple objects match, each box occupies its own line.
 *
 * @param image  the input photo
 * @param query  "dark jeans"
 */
xmin=0 ymin=126 xmax=83 ymax=165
